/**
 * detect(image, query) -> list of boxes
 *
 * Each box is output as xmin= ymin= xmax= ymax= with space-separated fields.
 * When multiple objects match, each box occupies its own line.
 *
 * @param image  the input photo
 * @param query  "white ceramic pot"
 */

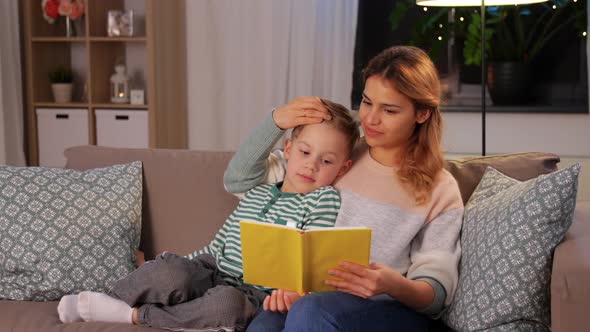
xmin=51 ymin=83 xmax=73 ymax=103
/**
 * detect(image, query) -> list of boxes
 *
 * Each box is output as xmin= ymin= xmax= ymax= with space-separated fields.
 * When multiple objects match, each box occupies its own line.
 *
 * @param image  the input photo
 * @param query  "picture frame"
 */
xmin=107 ymin=10 xmax=134 ymax=37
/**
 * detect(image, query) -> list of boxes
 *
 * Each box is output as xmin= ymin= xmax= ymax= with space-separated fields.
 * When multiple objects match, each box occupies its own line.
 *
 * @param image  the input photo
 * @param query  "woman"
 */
xmin=225 ymin=46 xmax=464 ymax=331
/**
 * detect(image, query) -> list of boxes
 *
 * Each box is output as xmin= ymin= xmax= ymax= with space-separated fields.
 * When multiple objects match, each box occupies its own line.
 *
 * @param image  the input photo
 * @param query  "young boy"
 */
xmin=57 ymin=99 xmax=360 ymax=331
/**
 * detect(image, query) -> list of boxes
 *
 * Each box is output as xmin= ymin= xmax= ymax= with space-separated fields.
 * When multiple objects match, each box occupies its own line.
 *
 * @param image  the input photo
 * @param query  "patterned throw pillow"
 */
xmin=443 ymin=164 xmax=580 ymax=331
xmin=0 ymin=162 xmax=142 ymax=301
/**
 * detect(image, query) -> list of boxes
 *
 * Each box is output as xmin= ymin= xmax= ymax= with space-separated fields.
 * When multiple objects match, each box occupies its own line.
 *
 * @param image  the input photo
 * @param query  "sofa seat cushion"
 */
xmin=0 ymin=299 xmax=161 ymax=331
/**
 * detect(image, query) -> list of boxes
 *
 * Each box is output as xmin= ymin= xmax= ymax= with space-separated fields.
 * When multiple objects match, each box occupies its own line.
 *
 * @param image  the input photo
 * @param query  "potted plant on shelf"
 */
xmin=49 ymin=66 xmax=73 ymax=103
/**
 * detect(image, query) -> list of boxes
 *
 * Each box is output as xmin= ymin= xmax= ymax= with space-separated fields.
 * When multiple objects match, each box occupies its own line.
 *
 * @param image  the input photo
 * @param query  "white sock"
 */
xmin=77 ymin=291 xmax=134 ymax=323
xmin=57 ymin=294 xmax=83 ymax=323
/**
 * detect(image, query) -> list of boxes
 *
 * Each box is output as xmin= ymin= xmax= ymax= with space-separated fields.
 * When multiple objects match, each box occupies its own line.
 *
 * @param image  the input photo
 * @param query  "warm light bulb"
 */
xmin=439 ymin=24 xmax=443 ymax=28
xmin=460 ymin=17 xmax=464 ymax=21
xmin=552 ymin=4 xmax=556 ymax=9
xmin=418 ymin=0 xmax=553 ymax=6
xmin=119 ymin=92 xmax=124 ymax=97
xmin=583 ymin=32 xmax=587 ymax=37
xmin=423 ymin=7 xmax=428 ymax=11
xmin=438 ymin=36 xmax=443 ymax=40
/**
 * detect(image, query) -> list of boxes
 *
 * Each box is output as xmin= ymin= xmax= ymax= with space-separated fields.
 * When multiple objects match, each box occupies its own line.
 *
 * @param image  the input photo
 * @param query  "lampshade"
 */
xmin=416 ymin=0 xmax=547 ymax=6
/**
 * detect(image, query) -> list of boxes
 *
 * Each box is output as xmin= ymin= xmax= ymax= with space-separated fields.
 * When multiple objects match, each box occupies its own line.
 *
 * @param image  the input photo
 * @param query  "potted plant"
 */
xmin=465 ymin=0 xmax=586 ymax=104
xmin=390 ymin=0 xmax=587 ymax=104
xmin=49 ymin=66 xmax=73 ymax=103
xmin=389 ymin=3 xmax=480 ymax=82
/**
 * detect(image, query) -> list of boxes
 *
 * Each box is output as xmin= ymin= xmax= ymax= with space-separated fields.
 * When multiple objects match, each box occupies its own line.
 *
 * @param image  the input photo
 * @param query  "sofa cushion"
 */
xmin=442 ymin=164 xmax=580 ymax=331
xmin=0 ymin=300 xmax=160 ymax=331
xmin=64 ymin=146 xmax=239 ymax=260
xmin=0 ymin=162 xmax=142 ymax=301
xmin=444 ymin=152 xmax=560 ymax=204
xmin=550 ymin=200 xmax=590 ymax=332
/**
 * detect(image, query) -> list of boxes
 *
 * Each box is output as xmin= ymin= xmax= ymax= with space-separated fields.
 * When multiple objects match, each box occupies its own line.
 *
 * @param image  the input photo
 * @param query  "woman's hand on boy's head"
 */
xmin=263 ymin=289 xmax=302 ymax=312
xmin=273 ymin=96 xmax=332 ymax=130
xmin=325 ymin=261 xmax=402 ymax=299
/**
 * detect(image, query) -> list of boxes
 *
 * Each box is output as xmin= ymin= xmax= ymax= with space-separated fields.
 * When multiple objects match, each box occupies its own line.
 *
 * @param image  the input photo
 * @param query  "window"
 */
xmin=352 ymin=0 xmax=588 ymax=113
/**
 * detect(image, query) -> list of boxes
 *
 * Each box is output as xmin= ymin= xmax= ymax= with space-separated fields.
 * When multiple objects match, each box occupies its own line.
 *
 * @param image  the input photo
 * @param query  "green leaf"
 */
xmin=389 ymin=2 xmax=409 ymax=32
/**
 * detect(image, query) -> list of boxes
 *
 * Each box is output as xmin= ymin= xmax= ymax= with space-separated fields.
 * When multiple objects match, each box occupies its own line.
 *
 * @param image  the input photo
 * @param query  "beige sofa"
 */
xmin=0 ymin=146 xmax=588 ymax=332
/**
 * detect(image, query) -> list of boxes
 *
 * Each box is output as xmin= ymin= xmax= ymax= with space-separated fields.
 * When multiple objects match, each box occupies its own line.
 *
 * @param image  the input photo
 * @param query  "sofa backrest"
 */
xmin=65 ymin=146 xmax=238 ymax=260
xmin=444 ymin=152 xmax=560 ymax=204
xmin=64 ymin=146 xmax=560 ymax=259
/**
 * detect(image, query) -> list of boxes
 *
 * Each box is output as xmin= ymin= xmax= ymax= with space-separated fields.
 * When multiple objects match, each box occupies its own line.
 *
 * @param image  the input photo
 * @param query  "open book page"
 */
xmin=240 ymin=220 xmax=371 ymax=293
xmin=304 ymin=228 xmax=371 ymax=292
xmin=240 ymin=220 xmax=304 ymax=293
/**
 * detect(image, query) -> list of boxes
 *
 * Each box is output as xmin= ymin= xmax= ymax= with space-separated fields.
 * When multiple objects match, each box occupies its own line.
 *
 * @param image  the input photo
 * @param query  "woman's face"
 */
xmin=359 ymin=75 xmax=430 ymax=163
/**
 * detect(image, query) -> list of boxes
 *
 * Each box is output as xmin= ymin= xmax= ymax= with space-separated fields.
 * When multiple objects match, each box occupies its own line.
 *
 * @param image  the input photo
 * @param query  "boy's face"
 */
xmin=281 ymin=123 xmax=352 ymax=194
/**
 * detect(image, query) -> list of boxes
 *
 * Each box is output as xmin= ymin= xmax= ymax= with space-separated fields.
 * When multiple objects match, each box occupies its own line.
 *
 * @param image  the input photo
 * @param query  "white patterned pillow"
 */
xmin=443 ymin=164 xmax=580 ymax=331
xmin=0 ymin=162 xmax=142 ymax=301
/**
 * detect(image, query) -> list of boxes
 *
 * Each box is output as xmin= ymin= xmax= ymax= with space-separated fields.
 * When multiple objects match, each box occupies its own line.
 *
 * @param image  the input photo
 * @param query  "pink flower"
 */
xmin=42 ymin=0 xmax=84 ymax=24
xmin=68 ymin=0 xmax=85 ymax=20
xmin=58 ymin=0 xmax=72 ymax=17
xmin=42 ymin=0 xmax=60 ymax=23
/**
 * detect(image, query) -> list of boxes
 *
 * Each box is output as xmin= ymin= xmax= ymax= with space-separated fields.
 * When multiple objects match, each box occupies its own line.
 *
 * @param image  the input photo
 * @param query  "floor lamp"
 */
xmin=416 ymin=0 xmax=548 ymax=156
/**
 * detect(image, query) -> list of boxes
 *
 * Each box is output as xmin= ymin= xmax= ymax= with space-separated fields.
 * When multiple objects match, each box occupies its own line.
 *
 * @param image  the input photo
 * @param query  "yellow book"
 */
xmin=240 ymin=220 xmax=371 ymax=294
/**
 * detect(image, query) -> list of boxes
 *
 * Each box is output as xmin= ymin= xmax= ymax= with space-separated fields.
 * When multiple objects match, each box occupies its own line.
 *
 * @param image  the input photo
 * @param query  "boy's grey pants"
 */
xmin=109 ymin=252 xmax=267 ymax=331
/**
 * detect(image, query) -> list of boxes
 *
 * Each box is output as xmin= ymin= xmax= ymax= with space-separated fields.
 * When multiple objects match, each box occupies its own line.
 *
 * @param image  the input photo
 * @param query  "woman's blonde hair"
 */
xmin=363 ymin=45 xmax=444 ymax=205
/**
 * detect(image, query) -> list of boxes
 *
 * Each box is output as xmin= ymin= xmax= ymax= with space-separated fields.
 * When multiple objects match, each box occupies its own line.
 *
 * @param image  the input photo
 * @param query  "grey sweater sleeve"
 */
xmin=223 ymin=112 xmax=286 ymax=193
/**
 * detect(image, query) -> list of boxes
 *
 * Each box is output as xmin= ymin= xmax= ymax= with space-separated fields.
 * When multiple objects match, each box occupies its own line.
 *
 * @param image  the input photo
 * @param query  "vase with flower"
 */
xmin=42 ymin=0 xmax=85 ymax=37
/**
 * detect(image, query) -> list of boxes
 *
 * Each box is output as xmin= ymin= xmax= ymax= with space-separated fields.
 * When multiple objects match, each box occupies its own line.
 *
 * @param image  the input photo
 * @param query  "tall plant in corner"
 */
xmin=473 ymin=0 xmax=586 ymax=104
xmin=390 ymin=0 xmax=586 ymax=104
xmin=464 ymin=0 xmax=586 ymax=66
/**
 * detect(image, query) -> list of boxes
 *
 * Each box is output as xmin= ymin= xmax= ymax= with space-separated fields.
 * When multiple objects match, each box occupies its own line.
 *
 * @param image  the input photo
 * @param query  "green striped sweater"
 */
xmin=185 ymin=182 xmax=340 ymax=288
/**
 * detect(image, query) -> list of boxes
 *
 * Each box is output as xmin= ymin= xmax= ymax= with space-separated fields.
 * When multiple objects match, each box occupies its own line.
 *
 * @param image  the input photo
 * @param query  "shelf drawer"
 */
xmin=95 ymin=109 xmax=148 ymax=148
xmin=36 ymin=108 xmax=89 ymax=167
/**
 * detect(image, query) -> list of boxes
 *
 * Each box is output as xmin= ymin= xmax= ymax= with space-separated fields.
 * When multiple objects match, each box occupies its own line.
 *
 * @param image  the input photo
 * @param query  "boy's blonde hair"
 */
xmin=291 ymin=99 xmax=360 ymax=157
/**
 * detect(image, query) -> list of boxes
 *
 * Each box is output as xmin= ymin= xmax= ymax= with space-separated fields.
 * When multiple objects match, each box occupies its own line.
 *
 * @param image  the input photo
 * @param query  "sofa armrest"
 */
xmin=551 ymin=201 xmax=590 ymax=332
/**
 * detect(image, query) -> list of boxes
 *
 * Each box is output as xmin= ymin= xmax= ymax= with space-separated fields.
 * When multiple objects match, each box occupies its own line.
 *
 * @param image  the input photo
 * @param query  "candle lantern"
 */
xmin=110 ymin=64 xmax=129 ymax=103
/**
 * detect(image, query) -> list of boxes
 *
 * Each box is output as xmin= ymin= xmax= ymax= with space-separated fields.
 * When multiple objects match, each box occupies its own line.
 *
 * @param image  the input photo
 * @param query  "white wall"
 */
xmin=183 ymin=3 xmax=589 ymax=158
xmin=443 ymin=112 xmax=590 ymax=157
xmin=443 ymin=4 xmax=590 ymax=158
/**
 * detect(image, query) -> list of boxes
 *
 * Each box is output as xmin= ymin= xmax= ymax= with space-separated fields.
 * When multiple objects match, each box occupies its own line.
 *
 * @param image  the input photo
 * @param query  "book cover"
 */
xmin=240 ymin=220 xmax=371 ymax=294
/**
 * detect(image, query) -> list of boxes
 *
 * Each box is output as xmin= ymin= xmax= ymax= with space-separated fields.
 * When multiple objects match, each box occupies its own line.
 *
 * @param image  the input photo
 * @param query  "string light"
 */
xmin=423 ymin=7 xmax=428 ymax=11
xmin=583 ymin=32 xmax=587 ymax=37
xmin=438 ymin=36 xmax=443 ymax=40
xmin=552 ymin=4 xmax=557 ymax=9
xmin=460 ymin=16 xmax=464 ymax=21
xmin=439 ymin=24 xmax=443 ymax=28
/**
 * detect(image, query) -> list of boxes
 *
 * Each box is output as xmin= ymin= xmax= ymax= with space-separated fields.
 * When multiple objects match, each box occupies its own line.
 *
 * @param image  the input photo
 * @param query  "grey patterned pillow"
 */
xmin=0 ymin=162 xmax=142 ymax=301
xmin=443 ymin=164 xmax=580 ymax=331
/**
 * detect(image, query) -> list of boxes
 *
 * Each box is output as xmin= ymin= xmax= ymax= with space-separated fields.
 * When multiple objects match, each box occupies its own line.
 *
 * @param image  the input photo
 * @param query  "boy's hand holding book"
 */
xmin=263 ymin=289 xmax=302 ymax=313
